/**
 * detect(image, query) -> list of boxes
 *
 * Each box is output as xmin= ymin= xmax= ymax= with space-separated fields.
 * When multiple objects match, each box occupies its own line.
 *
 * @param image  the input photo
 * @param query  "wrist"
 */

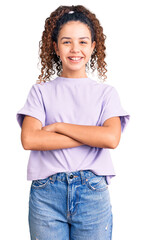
xmin=55 ymin=122 xmax=63 ymax=133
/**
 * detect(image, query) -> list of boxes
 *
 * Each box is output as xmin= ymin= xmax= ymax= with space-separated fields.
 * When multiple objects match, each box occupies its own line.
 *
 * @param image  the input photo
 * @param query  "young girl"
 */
xmin=16 ymin=5 xmax=130 ymax=240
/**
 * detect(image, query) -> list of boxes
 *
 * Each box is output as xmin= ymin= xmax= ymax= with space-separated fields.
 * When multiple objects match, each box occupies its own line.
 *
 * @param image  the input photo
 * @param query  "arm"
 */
xmin=21 ymin=116 xmax=84 ymax=151
xmin=55 ymin=117 xmax=121 ymax=149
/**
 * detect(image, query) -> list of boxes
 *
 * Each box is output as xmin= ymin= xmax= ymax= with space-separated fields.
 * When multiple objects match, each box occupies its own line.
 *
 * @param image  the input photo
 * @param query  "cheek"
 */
xmin=83 ymin=46 xmax=93 ymax=55
xmin=84 ymin=49 xmax=93 ymax=60
xmin=59 ymin=47 xmax=69 ymax=59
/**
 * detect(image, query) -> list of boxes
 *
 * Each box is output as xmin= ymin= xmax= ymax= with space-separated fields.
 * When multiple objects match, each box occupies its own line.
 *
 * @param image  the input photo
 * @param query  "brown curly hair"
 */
xmin=37 ymin=5 xmax=107 ymax=83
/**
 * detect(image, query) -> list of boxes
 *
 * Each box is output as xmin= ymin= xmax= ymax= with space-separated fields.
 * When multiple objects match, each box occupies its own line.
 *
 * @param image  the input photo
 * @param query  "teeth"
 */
xmin=69 ymin=57 xmax=82 ymax=60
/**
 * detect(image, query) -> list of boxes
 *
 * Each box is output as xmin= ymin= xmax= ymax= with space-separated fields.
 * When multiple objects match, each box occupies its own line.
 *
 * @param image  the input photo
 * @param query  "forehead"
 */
xmin=58 ymin=21 xmax=91 ymax=38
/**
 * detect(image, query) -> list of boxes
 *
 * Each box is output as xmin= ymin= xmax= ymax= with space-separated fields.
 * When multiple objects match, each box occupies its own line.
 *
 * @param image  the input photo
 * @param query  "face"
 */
xmin=53 ymin=21 xmax=96 ymax=78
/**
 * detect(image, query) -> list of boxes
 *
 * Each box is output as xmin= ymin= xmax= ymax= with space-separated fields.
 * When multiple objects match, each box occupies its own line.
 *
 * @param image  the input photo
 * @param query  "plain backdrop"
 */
xmin=1 ymin=0 xmax=147 ymax=239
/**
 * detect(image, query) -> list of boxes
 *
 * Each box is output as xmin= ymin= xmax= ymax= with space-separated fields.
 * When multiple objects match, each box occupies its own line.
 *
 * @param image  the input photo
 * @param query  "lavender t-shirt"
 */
xmin=16 ymin=77 xmax=130 ymax=184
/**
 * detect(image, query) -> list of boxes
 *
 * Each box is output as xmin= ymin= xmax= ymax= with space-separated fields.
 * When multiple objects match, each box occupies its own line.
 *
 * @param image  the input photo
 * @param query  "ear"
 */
xmin=91 ymin=41 xmax=96 ymax=54
xmin=53 ymin=41 xmax=59 ymax=56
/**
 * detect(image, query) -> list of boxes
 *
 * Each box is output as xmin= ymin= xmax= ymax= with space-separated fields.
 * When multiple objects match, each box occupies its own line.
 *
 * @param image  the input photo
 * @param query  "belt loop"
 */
xmin=80 ymin=170 xmax=86 ymax=185
xmin=49 ymin=173 xmax=57 ymax=183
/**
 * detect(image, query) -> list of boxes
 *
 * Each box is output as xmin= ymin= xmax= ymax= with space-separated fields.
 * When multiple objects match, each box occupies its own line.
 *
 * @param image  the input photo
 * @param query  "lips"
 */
xmin=68 ymin=56 xmax=83 ymax=62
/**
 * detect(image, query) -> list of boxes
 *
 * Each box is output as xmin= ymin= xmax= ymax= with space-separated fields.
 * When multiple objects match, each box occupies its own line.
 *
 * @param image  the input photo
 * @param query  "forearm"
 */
xmin=24 ymin=129 xmax=84 ymax=151
xmin=56 ymin=122 xmax=116 ymax=149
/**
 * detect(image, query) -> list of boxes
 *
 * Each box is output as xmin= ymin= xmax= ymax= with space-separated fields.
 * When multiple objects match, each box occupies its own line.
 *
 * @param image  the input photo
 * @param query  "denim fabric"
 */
xmin=29 ymin=170 xmax=113 ymax=240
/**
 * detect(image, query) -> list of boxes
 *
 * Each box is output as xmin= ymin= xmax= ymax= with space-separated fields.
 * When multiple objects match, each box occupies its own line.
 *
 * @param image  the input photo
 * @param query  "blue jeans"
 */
xmin=29 ymin=170 xmax=113 ymax=240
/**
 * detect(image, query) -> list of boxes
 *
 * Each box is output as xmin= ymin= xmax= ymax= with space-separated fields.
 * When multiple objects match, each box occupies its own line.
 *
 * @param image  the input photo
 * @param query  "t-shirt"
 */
xmin=16 ymin=76 xmax=130 ymax=184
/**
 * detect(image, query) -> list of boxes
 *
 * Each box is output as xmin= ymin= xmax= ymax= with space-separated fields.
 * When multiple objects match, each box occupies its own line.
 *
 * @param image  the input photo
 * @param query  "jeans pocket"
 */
xmin=31 ymin=177 xmax=50 ymax=189
xmin=86 ymin=175 xmax=108 ymax=192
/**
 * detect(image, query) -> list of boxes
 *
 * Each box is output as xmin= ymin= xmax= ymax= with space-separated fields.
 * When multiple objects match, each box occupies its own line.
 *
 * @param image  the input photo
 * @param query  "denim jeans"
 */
xmin=29 ymin=170 xmax=113 ymax=240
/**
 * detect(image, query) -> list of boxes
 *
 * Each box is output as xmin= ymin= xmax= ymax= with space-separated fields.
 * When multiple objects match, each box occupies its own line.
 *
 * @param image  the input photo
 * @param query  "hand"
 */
xmin=42 ymin=122 xmax=59 ymax=132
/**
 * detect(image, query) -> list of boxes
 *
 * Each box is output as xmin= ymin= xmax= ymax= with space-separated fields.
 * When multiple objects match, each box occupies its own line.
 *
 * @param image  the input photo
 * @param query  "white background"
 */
xmin=1 ymin=0 xmax=147 ymax=239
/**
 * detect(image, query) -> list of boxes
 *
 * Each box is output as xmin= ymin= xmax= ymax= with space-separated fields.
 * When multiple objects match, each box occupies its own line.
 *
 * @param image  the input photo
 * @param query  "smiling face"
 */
xmin=53 ymin=21 xmax=96 ymax=78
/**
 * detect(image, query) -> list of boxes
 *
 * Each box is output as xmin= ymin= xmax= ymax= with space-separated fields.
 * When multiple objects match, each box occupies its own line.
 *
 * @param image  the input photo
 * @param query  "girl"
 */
xmin=16 ymin=5 xmax=130 ymax=240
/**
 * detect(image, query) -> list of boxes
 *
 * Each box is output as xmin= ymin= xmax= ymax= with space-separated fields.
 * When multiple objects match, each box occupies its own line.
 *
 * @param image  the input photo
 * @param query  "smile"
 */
xmin=68 ymin=57 xmax=83 ymax=63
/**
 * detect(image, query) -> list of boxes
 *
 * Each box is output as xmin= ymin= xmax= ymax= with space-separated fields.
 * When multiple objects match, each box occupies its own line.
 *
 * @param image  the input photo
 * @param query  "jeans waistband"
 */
xmin=48 ymin=170 xmax=103 ymax=185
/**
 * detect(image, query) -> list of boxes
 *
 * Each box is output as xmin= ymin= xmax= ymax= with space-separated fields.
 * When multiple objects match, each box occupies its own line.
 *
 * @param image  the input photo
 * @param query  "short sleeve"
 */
xmin=101 ymin=87 xmax=130 ymax=132
xmin=16 ymin=84 xmax=45 ymax=128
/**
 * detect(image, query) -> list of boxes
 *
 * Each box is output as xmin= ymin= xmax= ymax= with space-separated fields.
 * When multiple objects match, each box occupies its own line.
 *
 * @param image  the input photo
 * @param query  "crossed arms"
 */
xmin=20 ymin=115 xmax=121 ymax=151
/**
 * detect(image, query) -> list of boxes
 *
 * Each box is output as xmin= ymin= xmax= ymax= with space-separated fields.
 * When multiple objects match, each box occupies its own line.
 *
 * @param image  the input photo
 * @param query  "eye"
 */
xmin=63 ymin=41 xmax=71 ymax=44
xmin=80 ymin=41 xmax=87 ymax=44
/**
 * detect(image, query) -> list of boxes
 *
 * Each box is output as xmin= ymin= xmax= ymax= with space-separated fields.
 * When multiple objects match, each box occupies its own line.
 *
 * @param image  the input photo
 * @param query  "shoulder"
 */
xmin=93 ymin=82 xmax=121 ymax=104
xmin=31 ymin=80 xmax=54 ymax=94
xmin=96 ymin=82 xmax=116 ymax=95
xmin=33 ymin=78 xmax=58 ymax=90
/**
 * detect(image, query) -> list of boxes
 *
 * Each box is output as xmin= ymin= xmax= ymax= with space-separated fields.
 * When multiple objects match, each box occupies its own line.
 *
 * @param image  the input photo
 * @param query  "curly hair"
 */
xmin=37 ymin=5 xmax=107 ymax=83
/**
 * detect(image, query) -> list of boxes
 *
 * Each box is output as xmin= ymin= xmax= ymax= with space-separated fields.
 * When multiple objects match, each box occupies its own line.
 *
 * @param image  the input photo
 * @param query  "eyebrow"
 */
xmin=60 ymin=37 xmax=90 ymax=41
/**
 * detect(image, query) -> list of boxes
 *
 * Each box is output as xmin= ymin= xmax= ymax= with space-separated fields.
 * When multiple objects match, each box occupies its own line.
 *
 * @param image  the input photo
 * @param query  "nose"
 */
xmin=70 ymin=42 xmax=80 ymax=53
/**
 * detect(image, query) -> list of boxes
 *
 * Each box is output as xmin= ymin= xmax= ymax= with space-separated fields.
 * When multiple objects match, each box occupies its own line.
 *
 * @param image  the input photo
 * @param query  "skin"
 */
xmin=21 ymin=21 xmax=121 ymax=151
xmin=53 ymin=21 xmax=96 ymax=78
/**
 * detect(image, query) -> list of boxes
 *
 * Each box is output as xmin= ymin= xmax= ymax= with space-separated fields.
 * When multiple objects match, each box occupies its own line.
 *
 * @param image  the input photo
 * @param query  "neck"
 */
xmin=60 ymin=70 xmax=88 ymax=79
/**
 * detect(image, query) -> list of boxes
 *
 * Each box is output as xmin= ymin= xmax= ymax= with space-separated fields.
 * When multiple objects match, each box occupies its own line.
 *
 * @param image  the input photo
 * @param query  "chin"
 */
xmin=67 ymin=65 xmax=86 ymax=72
